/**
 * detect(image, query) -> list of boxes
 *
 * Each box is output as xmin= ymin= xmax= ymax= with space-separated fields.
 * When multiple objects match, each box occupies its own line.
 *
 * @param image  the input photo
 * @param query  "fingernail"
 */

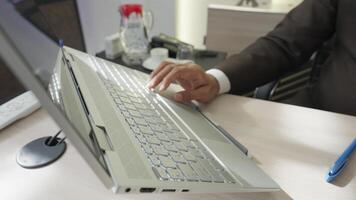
xmin=159 ymin=84 xmax=165 ymax=91
xmin=146 ymin=80 xmax=153 ymax=88
xmin=175 ymin=93 xmax=183 ymax=101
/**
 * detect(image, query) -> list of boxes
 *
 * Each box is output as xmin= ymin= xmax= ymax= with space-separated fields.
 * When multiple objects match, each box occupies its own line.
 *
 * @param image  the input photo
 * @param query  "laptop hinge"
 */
xmin=60 ymin=47 xmax=112 ymax=172
xmin=92 ymin=125 xmax=114 ymax=152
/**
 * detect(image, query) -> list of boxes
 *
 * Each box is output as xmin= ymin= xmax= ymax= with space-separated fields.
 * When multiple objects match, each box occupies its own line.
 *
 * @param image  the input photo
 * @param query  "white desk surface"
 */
xmin=0 ymin=95 xmax=355 ymax=200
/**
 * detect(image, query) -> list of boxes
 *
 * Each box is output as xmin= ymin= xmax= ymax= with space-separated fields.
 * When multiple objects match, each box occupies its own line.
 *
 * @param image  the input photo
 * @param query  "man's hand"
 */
xmin=147 ymin=61 xmax=220 ymax=103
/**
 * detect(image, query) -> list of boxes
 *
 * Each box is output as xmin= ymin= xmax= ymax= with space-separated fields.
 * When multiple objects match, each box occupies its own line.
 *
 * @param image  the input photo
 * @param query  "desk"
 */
xmin=0 ymin=95 xmax=355 ymax=200
xmin=95 ymin=50 xmax=227 ymax=74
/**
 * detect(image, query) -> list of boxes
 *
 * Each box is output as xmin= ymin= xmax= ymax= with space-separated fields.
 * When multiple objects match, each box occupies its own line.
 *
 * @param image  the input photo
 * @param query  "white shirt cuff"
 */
xmin=206 ymin=68 xmax=231 ymax=94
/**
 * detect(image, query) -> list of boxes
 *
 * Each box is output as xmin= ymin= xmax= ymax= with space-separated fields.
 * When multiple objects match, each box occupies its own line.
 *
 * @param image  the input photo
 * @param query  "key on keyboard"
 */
xmin=94 ymin=58 xmax=237 ymax=184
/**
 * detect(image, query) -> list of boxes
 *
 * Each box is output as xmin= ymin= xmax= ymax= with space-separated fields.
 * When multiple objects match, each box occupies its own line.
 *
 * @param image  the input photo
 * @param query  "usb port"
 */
xmin=162 ymin=189 xmax=176 ymax=192
xmin=140 ymin=188 xmax=156 ymax=193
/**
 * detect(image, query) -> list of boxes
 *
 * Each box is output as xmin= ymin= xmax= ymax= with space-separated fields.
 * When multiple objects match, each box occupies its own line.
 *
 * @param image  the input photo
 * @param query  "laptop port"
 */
xmin=140 ymin=188 xmax=156 ymax=193
xmin=125 ymin=188 xmax=131 ymax=193
xmin=162 ymin=189 xmax=176 ymax=192
xmin=182 ymin=189 xmax=189 ymax=192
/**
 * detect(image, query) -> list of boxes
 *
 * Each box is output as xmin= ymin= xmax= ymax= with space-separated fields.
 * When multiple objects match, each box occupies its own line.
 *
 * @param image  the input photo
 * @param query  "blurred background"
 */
xmin=0 ymin=0 xmax=302 ymax=104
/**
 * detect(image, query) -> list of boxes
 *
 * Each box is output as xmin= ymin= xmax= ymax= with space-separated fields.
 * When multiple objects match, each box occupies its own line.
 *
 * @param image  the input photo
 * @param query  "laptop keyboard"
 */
xmin=91 ymin=57 xmax=236 ymax=184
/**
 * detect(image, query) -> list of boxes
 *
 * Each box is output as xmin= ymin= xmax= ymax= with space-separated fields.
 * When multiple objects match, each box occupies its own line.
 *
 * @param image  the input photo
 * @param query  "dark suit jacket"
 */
xmin=218 ymin=0 xmax=356 ymax=116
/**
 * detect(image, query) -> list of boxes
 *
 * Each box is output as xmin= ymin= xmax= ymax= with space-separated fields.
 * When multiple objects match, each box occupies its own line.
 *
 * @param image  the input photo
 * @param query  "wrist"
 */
xmin=206 ymin=74 xmax=220 ymax=98
xmin=206 ymin=68 xmax=231 ymax=94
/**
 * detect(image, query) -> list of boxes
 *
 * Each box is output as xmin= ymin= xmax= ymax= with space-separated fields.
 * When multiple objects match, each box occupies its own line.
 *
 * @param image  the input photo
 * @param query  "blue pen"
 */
xmin=325 ymin=138 xmax=356 ymax=182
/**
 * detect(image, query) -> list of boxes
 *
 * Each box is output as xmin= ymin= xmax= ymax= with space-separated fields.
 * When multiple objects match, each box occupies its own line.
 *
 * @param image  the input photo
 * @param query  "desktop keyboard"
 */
xmin=0 ymin=91 xmax=40 ymax=130
xmin=91 ymin=57 xmax=236 ymax=184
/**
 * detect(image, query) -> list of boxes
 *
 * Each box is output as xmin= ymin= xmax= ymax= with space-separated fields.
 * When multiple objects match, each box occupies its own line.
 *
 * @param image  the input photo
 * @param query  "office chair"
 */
xmin=252 ymin=40 xmax=332 ymax=102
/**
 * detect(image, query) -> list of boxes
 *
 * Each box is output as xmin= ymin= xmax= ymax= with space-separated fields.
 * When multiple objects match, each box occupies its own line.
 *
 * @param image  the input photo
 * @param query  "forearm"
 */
xmin=218 ymin=37 xmax=295 ymax=94
xmin=218 ymin=0 xmax=336 ymax=95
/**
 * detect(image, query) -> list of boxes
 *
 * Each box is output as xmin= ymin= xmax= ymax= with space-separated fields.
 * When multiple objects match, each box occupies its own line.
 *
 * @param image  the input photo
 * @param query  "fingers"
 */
xmin=174 ymin=74 xmax=220 ymax=103
xmin=159 ymin=66 xmax=192 ymax=91
xmin=149 ymin=63 xmax=208 ymax=95
xmin=174 ymin=86 xmax=213 ymax=103
xmin=176 ymin=78 xmax=192 ymax=91
xmin=159 ymin=67 xmax=183 ymax=91
xmin=149 ymin=61 xmax=172 ymax=79
xmin=147 ymin=63 xmax=175 ymax=89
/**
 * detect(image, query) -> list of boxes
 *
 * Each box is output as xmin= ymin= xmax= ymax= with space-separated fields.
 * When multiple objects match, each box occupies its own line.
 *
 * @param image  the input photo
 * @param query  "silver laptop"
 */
xmin=0 ymin=2 xmax=279 ymax=194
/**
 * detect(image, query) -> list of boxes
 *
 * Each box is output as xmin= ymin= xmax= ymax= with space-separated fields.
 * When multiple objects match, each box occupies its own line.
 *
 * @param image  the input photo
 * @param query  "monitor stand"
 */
xmin=16 ymin=136 xmax=66 ymax=168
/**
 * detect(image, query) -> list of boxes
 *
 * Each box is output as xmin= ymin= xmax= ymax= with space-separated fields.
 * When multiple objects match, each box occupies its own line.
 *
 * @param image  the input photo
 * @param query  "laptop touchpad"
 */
xmin=162 ymin=98 xmax=230 ymax=143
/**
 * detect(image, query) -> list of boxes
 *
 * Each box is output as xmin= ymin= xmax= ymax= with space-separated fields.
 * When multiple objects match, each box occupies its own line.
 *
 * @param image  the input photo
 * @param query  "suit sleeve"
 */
xmin=218 ymin=0 xmax=337 ymax=95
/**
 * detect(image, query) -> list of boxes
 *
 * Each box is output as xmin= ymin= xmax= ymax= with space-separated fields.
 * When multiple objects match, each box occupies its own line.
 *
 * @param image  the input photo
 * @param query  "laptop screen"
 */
xmin=0 ymin=1 xmax=109 ymax=174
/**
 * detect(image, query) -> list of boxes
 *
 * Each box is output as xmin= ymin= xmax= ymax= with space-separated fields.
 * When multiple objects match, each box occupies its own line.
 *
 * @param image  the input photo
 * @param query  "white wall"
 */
xmin=77 ymin=0 xmax=176 ymax=54
xmin=77 ymin=0 xmax=301 ymax=53
xmin=145 ymin=0 xmax=176 ymax=38
xmin=176 ymin=0 xmax=238 ymax=49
